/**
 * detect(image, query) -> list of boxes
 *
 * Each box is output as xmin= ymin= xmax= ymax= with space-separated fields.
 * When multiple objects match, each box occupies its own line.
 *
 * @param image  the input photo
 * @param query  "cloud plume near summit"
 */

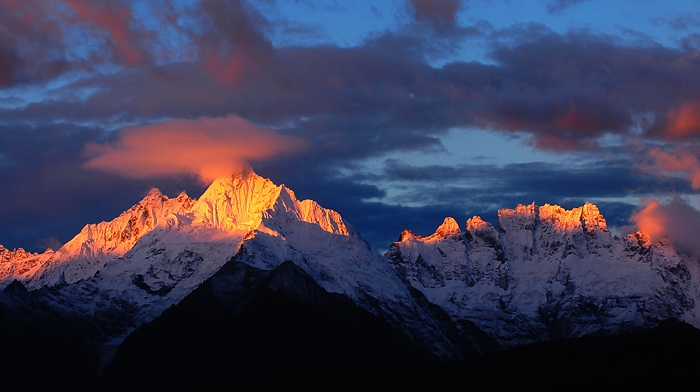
xmin=631 ymin=196 xmax=700 ymax=258
xmin=83 ymin=115 xmax=307 ymax=183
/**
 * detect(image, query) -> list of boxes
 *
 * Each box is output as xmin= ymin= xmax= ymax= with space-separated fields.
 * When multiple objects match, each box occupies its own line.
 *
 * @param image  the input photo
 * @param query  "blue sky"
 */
xmin=2 ymin=0 xmax=700 ymax=253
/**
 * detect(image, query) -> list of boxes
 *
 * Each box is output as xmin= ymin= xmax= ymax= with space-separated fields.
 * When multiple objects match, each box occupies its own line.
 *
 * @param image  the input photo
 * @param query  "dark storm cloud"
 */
xmin=11 ymin=25 xmax=700 ymax=157
xmin=5 ymin=0 xmax=700 ymax=251
xmin=0 ymin=0 xmax=71 ymax=86
xmin=405 ymin=0 xmax=481 ymax=46
xmin=481 ymin=29 xmax=700 ymax=149
xmin=546 ymin=0 xmax=592 ymax=14
xmin=0 ymin=0 xmax=177 ymax=86
xmin=408 ymin=0 xmax=462 ymax=30
xmin=3 ymin=1 xmax=700 ymax=151
xmin=195 ymin=0 xmax=278 ymax=84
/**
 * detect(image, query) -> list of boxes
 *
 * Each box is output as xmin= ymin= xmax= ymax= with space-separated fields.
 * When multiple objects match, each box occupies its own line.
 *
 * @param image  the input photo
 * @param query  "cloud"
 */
xmin=83 ymin=115 xmax=308 ymax=183
xmin=195 ymin=0 xmax=276 ymax=85
xmin=3 ymin=1 xmax=700 ymax=159
xmin=0 ymin=0 xmax=181 ymax=85
xmin=546 ymin=0 xmax=592 ymax=14
xmin=648 ymin=148 xmax=700 ymax=189
xmin=64 ymin=0 xmax=146 ymax=66
xmin=5 ymin=0 xmax=700 ymax=254
xmin=0 ymin=122 xmax=193 ymax=252
xmin=653 ymin=14 xmax=700 ymax=32
xmin=409 ymin=0 xmax=462 ymax=27
xmin=8 ymin=23 xmax=700 ymax=158
xmin=0 ymin=0 xmax=70 ymax=86
xmin=381 ymin=158 xmax=679 ymax=200
xmin=661 ymin=101 xmax=700 ymax=138
xmin=370 ymin=158 xmax=668 ymax=239
xmin=36 ymin=236 xmax=63 ymax=252
xmin=630 ymin=196 xmax=700 ymax=257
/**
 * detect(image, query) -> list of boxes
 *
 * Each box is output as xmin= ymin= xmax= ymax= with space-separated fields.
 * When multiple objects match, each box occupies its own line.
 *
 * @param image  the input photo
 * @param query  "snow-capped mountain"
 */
xmin=2 ymin=169 xmax=700 ymax=373
xmin=387 ymin=202 xmax=700 ymax=347
xmin=0 ymin=168 xmax=468 ymax=361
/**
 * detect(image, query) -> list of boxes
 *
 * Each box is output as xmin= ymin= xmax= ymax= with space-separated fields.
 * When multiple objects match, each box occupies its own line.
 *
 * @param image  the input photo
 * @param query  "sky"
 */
xmin=3 ymin=0 xmax=700 ymax=255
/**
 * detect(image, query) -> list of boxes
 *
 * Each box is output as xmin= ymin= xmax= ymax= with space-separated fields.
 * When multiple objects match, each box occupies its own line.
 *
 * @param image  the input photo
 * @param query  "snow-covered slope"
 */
xmin=387 ymin=202 xmax=700 ymax=347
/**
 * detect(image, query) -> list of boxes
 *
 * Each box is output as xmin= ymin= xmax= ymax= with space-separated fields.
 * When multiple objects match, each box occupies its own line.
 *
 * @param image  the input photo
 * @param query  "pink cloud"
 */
xmin=663 ymin=101 xmax=700 ymax=138
xmin=83 ymin=115 xmax=308 ymax=183
xmin=648 ymin=148 xmax=700 ymax=189
xmin=630 ymin=196 xmax=700 ymax=257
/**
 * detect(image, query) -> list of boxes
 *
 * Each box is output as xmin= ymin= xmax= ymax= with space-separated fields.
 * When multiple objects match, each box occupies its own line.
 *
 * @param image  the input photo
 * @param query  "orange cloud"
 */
xmin=664 ymin=101 xmax=700 ymax=138
xmin=84 ymin=115 xmax=307 ymax=183
xmin=630 ymin=196 xmax=700 ymax=257
xmin=648 ymin=148 xmax=700 ymax=189
xmin=629 ymin=199 xmax=667 ymax=243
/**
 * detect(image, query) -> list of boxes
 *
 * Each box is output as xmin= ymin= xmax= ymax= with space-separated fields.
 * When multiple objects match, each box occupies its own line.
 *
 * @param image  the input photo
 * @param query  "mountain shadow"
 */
xmin=100 ymin=259 xmax=440 ymax=391
xmin=0 ymin=281 xmax=100 ymax=392
xmin=431 ymin=318 xmax=700 ymax=390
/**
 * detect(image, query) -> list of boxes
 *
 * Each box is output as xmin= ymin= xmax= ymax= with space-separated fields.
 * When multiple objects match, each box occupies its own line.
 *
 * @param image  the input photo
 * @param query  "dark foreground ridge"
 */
xmin=100 ymin=259 xmax=439 ymax=391
xmin=104 ymin=317 xmax=700 ymax=391
xmin=2 ymin=266 xmax=700 ymax=391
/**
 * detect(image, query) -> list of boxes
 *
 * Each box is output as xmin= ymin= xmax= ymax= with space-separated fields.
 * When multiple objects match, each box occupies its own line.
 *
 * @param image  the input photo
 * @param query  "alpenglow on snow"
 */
xmin=1 ymin=168 xmax=699 ymax=361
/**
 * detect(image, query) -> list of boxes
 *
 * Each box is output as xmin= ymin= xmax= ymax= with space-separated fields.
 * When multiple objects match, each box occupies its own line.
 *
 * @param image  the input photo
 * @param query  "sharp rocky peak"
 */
xmin=466 ymin=216 xmax=493 ymax=232
xmin=399 ymin=229 xmax=417 ymax=242
xmin=144 ymin=187 xmax=165 ymax=199
xmin=191 ymin=169 xmax=283 ymax=232
xmin=497 ymin=202 xmax=608 ymax=234
xmin=434 ymin=217 xmax=460 ymax=237
xmin=396 ymin=218 xmax=461 ymax=244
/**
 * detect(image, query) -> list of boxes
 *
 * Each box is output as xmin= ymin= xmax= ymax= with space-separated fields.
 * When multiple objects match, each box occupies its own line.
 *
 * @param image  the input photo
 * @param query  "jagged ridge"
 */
xmin=387 ymin=202 xmax=700 ymax=347
xmin=2 ymin=171 xmax=700 ymax=366
xmin=0 ymin=168 xmax=476 ymax=363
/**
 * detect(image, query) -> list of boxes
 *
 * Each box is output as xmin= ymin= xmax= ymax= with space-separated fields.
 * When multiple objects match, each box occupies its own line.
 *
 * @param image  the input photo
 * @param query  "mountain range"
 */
xmin=1 ymin=168 xmax=699 ymax=390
